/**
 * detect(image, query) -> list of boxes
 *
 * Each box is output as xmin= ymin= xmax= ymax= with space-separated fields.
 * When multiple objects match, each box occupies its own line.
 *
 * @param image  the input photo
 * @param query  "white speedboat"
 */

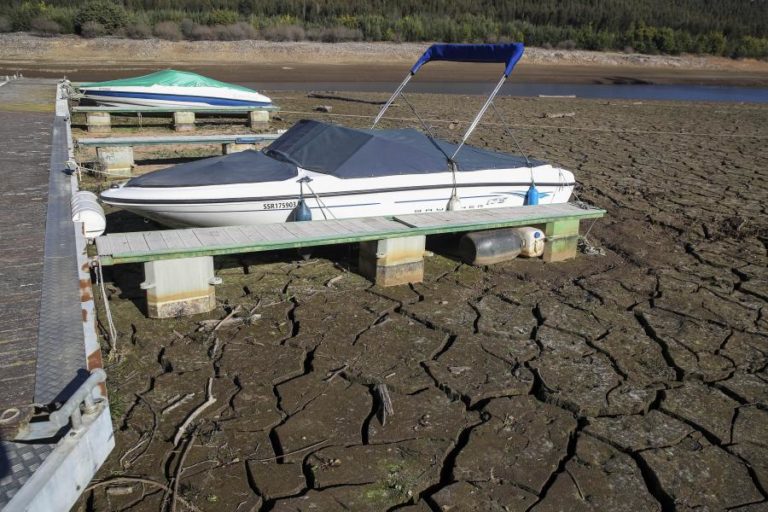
xmin=78 ymin=69 xmax=272 ymax=108
xmin=100 ymin=43 xmax=575 ymax=227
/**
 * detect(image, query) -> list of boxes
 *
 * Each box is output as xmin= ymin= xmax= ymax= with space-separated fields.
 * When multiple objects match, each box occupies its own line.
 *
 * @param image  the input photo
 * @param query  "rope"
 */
xmin=304 ymin=180 xmax=337 ymax=220
xmin=490 ymin=101 xmax=531 ymax=166
xmin=75 ymin=162 xmax=131 ymax=178
xmin=94 ymin=259 xmax=118 ymax=354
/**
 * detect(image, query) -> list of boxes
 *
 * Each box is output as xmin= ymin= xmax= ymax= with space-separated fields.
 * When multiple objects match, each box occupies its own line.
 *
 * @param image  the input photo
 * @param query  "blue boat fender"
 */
xmin=292 ymin=199 xmax=312 ymax=221
xmin=292 ymin=177 xmax=313 ymax=221
xmin=524 ymin=184 xmax=539 ymax=205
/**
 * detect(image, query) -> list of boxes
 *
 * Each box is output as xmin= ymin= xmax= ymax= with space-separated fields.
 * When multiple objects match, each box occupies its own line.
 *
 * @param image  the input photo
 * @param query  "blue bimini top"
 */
xmin=410 ymin=43 xmax=525 ymax=77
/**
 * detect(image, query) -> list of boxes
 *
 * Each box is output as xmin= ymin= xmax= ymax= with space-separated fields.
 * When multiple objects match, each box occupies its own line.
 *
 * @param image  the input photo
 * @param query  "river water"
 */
xmin=247 ymin=81 xmax=768 ymax=103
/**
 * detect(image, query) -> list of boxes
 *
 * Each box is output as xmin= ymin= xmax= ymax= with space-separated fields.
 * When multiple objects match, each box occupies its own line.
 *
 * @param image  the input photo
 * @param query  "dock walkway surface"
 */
xmin=0 ymin=79 xmax=112 ymax=510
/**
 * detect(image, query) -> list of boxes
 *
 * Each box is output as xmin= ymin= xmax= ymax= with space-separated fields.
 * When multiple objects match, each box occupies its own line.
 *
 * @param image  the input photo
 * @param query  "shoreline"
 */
xmin=1 ymin=34 xmax=767 ymax=87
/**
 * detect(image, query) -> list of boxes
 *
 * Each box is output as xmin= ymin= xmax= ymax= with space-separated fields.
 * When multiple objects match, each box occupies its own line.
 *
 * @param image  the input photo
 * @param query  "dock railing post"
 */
xmin=359 ymin=235 xmax=426 ymax=287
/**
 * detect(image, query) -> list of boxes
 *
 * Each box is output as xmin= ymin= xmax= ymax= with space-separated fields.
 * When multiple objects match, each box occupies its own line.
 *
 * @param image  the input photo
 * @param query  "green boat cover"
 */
xmin=80 ymin=69 xmax=255 ymax=92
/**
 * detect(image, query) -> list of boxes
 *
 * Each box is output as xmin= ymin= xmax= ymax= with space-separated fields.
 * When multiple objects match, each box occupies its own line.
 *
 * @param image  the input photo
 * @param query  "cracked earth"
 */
xmin=79 ymin=91 xmax=767 ymax=511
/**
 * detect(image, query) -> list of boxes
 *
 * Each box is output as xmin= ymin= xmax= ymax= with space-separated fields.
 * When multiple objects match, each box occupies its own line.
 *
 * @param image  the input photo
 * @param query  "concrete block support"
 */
xmin=141 ymin=256 xmax=218 ymax=318
xmin=173 ymin=111 xmax=196 ymax=132
xmin=223 ymin=142 xmax=257 ymax=154
xmin=248 ymin=110 xmax=270 ymax=130
xmin=96 ymin=146 xmax=134 ymax=177
xmin=543 ymin=219 xmax=580 ymax=262
xmin=86 ymin=112 xmax=111 ymax=133
xmin=359 ymin=235 xmax=426 ymax=286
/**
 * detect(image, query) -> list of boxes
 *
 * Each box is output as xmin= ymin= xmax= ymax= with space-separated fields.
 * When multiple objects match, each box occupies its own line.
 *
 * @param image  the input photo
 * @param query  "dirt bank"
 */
xmin=71 ymin=90 xmax=768 ymax=511
xmin=2 ymin=33 xmax=768 ymax=86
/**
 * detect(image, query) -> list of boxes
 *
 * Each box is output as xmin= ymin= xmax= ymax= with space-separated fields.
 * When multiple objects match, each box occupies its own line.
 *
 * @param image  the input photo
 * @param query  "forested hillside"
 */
xmin=1 ymin=0 xmax=766 ymax=58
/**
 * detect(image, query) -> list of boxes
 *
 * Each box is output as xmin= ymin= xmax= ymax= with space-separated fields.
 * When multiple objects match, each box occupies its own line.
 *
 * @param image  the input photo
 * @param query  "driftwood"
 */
xmin=375 ymin=383 xmax=394 ymax=426
xmin=543 ymin=112 xmax=576 ymax=119
xmin=308 ymin=92 xmax=387 ymax=105
xmin=173 ymin=378 xmax=216 ymax=446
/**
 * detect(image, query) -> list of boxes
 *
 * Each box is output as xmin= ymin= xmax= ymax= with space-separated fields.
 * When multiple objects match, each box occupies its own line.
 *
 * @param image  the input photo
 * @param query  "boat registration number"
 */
xmin=263 ymin=201 xmax=298 ymax=210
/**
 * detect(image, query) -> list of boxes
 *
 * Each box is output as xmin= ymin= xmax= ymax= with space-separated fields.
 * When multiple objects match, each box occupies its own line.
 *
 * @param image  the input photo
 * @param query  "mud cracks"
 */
xmin=84 ymin=95 xmax=768 ymax=511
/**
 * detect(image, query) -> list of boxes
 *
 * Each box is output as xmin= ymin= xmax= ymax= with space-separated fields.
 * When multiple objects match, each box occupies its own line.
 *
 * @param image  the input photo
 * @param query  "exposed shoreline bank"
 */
xmin=1 ymin=33 xmax=767 ymax=87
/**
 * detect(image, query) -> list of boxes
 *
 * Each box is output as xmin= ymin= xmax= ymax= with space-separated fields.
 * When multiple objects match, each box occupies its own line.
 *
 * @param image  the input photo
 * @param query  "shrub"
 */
xmin=74 ymin=0 xmax=127 ymax=35
xmin=153 ymin=21 xmax=182 ymax=41
xmin=80 ymin=21 xmax=106 ymax=38
xmin=180 ymin=18 xmax=195 ymax=38
xmin=234 ymin=21 xmax=257 ymax=39
xmin=206 ymin=9 xmax=238 ymax=26
xmin=125 ymin=21 xmax=152 ymax=39
xmin=189 ymin=23 xmax=215 ymax=40
xmin=262 ymin=24 xmax=305 ymax=42
xmin=0 ymin=15 xmax=11 ymax=33
xmin=11 ymin=1 xmax=45 ymax=31
xmin=30 ymin=16 xmax=60 ymax=36
xmin=307 ymin=26 xmax=362 ymax=43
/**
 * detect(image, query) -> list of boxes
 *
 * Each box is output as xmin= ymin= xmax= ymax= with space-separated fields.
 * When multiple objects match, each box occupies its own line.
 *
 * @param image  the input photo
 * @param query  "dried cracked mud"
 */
xmin=78 ymin=91 xmax=767 ymax=511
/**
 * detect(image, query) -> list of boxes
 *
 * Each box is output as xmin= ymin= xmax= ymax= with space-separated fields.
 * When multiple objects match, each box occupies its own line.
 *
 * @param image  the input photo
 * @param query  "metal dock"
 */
xmin=0 ymin=79 xmax=112 ymax=511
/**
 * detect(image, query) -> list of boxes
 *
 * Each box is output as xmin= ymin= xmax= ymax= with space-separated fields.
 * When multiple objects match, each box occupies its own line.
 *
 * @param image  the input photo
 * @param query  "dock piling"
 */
xmin=141 ymin=256 xmax=218 ymax=318
xmin=96 ymin=146 xmax=134 ymax=176
xmin=359 ymin=235 xmax=426 ymax=287
xmin=173 ymin=111 xmax=196 ymax=132
xmin=86 ymin=112 xmax=111 ymax=133
xmin=248 ymin=110 xmax=270 ymax=129
xmin=543 ymin=218 xmax=581 ymax=262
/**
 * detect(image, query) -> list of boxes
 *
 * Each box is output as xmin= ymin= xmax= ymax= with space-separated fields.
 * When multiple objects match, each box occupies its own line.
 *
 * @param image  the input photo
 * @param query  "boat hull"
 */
xmin=80 ymin=85 xmax=272 ymax=108
xmin=101 ymin=167 xmax=575 ymax=228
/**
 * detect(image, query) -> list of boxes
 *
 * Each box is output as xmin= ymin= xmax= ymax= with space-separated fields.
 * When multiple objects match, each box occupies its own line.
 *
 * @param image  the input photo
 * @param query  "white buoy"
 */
xmin=71 ymin=191 xmax=106 ymax=238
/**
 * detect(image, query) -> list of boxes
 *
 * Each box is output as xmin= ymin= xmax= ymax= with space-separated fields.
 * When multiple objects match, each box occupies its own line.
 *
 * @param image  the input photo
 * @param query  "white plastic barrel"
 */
xmin=71 ymin=190 xmax=106 ymax=238
xmin=512 ymin=227 xmax=546 ymax=258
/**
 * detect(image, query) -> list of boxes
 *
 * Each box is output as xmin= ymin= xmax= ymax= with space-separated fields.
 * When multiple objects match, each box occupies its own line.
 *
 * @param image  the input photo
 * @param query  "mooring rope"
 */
xmin=94 ymin=259 xmax=118 ymax=355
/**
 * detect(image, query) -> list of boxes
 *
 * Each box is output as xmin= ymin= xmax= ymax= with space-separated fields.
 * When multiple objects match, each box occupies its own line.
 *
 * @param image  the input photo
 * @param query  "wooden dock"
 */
xmin=76 ymin=133 xmax=282 ymax=147
xmin=72 ymin=105 xmax=280 ymax=133
xmin=95 ymin=203 xmax=605 ymax=318
xmin=96 ymin=203 xmax=605 ymax=266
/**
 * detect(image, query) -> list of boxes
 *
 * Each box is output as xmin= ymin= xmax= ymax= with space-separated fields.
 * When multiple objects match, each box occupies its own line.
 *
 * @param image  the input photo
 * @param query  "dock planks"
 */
xmin=95 ymin=203 xmax=605 ymax=265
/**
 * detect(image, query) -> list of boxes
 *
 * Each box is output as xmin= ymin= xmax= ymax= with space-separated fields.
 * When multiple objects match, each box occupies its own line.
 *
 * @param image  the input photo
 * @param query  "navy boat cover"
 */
xmin=265 ymin=120 xmax=540 ymax=178
xmin=126 ymin=150 xmax=297 ymax=187
xmin=127 ymin=120 xmax=541 ymax=187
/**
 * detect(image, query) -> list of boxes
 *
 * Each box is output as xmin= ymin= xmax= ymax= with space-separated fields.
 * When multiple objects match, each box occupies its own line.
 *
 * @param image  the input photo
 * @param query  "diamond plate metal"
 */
xmin=0 ymin=79 xmax=90 ymax=509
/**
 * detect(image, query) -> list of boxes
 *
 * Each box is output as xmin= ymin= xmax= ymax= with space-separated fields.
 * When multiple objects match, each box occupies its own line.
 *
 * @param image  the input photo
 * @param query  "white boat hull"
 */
xmin=101 ymin=165 xmax=575 ymax=228
xmin=80 ymin=85 xmax=273 ymax=108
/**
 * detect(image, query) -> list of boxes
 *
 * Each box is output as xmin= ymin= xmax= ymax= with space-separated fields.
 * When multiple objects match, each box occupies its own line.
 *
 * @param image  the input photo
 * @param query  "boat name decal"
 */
xmin=263 ymin=200 xmax=298 ymax=210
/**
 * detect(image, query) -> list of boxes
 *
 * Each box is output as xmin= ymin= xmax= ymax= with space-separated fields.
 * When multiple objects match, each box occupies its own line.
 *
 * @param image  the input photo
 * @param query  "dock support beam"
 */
xmin=96 ymin=146 xmax=134 ymax=176
xmin=543 ymin=219 xmax=580 ymax=262
xmin=173 ymin=111 xmax=196 ymax=132
xmin=141 ymin=256 xmax=217 ymax=318
xmin=249 ymin=110 xmax=270 ymax=130
xmin=359 ymin=235 xmax=425 ymax=287
xmin=86 ymin=112 xmax=111 ymax=133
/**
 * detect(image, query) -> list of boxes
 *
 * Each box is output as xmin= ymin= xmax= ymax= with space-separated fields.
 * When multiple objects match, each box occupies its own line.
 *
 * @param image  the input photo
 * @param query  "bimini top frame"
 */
xmin=371 ymin=42 xmax=525 ymax=161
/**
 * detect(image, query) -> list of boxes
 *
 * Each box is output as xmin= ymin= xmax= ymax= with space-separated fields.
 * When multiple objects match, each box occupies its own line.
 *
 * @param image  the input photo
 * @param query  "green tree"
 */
xmin=73 ymin=0 xmax=127 ymax=34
